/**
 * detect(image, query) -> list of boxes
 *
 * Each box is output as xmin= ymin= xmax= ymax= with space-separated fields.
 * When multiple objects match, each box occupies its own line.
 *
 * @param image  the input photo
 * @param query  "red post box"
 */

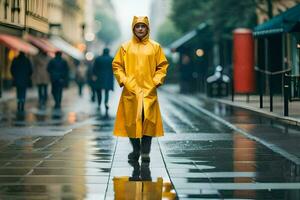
xmin=233 ymin=28 xmax=255 ymax=93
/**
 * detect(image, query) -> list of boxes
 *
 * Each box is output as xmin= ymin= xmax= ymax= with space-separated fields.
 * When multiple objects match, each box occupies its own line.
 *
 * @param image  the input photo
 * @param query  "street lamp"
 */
xmin=196 ymin=49 xmax=204 ymax=57
xmin=85 ymin=32 xmax=95 ymax=42
xmin=85 ymin=52 xmax=94 ymax=61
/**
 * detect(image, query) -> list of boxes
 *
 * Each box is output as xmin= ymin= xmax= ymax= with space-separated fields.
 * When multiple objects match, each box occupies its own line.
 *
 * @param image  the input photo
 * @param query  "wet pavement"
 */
xmin=1 ymin=85 xmax=300 ymax=199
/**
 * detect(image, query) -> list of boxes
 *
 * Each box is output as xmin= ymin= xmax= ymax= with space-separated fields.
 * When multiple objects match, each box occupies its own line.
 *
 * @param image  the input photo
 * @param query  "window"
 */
xmin=12 ymin=0 xmax=20 ymax=12
xmin=4 ymin=0 xmax=9 ymax=19
xmin=11 ymin=0 xmax=21 ymax=23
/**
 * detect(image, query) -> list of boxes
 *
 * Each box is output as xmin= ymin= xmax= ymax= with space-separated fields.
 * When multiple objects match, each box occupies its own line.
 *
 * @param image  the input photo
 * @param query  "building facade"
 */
xmin=0 ymin=0 xmax=26 ymax=35
xmin=0 ymin=0 xmax=86 ymax=95
xmin=48 ymin=0 xmax=85 ymax=45
xmin=0 ymin=0 xmax=50 ymax=94
xmin=256 ymin=0 xmax=300 ymax=24
xmin=26 ymin=0 xmax=49 ymax=34
xmin=254 ymin=1 xmax=300 ymax=97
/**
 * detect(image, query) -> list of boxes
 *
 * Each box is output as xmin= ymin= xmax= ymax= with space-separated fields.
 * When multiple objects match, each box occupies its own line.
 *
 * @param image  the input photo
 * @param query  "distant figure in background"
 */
xmin=93 ymin=48 xmax=114 ymax=117
xmin=179 ymin=53 xmax=193 ymax=93
xmin=47 ymin=51 xmax=69 ymax=109
xmin=75 ymin=61 xmax=87 ymax=96
xmin=86 ymin=60 xmax=96 ymax=102
xmin=10 ymin=51 xmax=33 ymax=112
xmin=32 ymin=51 xmax=50 ymax=109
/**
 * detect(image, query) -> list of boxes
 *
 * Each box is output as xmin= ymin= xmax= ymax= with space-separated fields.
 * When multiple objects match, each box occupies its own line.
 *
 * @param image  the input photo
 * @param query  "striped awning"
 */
xmin=0 ymin=34 xmax=38 ymax=55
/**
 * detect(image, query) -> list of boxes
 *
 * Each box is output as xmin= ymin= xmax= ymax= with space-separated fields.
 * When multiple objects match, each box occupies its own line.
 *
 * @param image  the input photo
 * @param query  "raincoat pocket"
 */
xmin=124 ymin=76 xmax=138 ymax=94
xmin=144 ymin=87 xmax=158 ymax=124
xmin=122 ymin=89 xmax=137 ymax=126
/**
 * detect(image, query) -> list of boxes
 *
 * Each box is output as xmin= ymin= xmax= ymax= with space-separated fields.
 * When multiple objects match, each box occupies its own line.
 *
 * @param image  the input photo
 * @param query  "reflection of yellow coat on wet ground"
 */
xmin=112 ymin=16 xmax=168 ymax=138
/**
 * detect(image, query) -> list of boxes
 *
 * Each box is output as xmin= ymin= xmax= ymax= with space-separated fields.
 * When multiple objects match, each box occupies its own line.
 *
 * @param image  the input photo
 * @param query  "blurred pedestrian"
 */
xmin=93 ymin=48 xmax=114 ymax=116
xmin=32 ymin=51 xmax=50 ymax=108
xmin=75 ymin=61 xmax=87 ymax=97
xmin=112 ymin=16 xmax=168 ymax=163
xmin=86 ymin=61 xmax=96 ymax=102
xmin=10 ymin=51 xmax=33 ymax=112
xmin=179 ymin=53 xmax=193 ymax=93
xmin=47 ymin=51 xmax=69 ymax=109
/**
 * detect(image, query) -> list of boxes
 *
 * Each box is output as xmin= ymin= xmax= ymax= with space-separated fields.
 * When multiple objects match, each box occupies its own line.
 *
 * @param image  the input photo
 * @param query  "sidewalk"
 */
xmin=217 ymin=94 xmax=300 ymax=127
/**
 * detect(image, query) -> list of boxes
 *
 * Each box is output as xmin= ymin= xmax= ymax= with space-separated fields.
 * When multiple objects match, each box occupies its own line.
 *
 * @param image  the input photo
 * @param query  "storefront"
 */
xmin=253 ymin=4 xmax=300 ymax=94
xmin=169 ymin=22 xmax=213 ymax=93
xmin=0 ymin=33 xmax=38 ymax=96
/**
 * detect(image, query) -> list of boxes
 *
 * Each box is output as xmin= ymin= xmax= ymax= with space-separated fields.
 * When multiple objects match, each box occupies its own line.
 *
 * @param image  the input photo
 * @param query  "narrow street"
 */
xmin=0 ymin=85 xmax=300 ymax=199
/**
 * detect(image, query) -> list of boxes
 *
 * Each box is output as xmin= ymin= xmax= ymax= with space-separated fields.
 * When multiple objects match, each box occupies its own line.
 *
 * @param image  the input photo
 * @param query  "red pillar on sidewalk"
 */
xmin=233 ymin=28 xmax=255 ymax=93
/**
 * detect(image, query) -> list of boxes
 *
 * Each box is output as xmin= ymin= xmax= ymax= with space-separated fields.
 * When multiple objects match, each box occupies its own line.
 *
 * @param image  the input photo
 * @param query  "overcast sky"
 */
xmin=111 ymin=0 xmax=152 ymax=41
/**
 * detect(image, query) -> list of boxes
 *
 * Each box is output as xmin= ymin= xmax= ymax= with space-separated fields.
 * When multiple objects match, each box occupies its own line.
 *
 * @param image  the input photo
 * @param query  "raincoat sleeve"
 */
xmin=112 ymin=47 xmax=127 ymax=87
xmin=153 ymin=45 xmax=168 ymax=87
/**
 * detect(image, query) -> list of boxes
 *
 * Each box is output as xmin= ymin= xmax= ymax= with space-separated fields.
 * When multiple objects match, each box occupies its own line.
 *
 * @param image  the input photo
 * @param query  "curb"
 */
xmin=203 ymin=95 xmax=300 ymax=127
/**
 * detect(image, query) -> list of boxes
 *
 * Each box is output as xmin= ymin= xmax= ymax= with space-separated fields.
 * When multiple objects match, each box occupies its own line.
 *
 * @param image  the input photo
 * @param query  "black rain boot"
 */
xmin=128 ymin=138 xmax=141 ymax=161
xmin=128 ymin=160 xmax=141 ymax=181
xmin=141 ymin=135 xmax=152 ymax=163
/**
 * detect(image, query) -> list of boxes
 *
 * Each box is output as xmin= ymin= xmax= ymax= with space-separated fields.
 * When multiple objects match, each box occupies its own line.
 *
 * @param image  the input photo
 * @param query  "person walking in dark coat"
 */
xmin=32 ymin=51 xmax=50 ymax=108
xmin=86 ymin=61 xmax=96 ymax=102
xmin=47 ymin=51 xmax=69 ymax=109
xmin=93 ymin=48 xmax=114 ymax=116
xmin=10 ymin=52 xmax=33 ymax=112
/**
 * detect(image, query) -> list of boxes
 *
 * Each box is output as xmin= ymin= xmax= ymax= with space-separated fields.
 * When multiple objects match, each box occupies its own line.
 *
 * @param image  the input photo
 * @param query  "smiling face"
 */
xmin=134 ymin=23 xmax=148 ymax=40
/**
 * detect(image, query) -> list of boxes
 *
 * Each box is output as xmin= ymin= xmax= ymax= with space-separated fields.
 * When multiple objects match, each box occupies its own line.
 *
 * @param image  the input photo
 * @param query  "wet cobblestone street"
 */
xmin=1 ymin=86 xmax=300 ymax=199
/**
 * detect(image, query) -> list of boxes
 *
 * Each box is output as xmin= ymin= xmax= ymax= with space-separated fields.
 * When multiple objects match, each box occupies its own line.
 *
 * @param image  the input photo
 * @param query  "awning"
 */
xmin=169 ymin=23 xmax=208 ymax=51
xmin=25 ymin=35 xmax=58 ymax=55
xmin=0 ymin=34 xmax=38 ymax=55
xmin=50 ymin=36 xmax=84 ymax=60
xmin=254 ymin=4 xmax=300 ymax=36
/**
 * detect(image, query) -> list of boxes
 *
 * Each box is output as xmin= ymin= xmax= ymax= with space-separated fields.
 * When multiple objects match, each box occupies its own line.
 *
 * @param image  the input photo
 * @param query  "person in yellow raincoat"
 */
xmin=112 ymin=16 xmax=168 ymax=162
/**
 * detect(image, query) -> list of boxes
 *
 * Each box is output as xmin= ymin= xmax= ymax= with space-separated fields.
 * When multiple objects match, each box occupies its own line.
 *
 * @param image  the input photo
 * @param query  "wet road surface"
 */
xmin=0 ymin=86 xmax=300 ymax=199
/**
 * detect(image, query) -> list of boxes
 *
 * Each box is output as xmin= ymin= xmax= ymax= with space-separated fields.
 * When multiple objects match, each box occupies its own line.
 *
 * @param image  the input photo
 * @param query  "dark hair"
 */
xmin=55 ymin=51 xmax=62 ymax=57
xmin=103 ymin=48 xmax=110 ymax=55
xmin=19 ymin=51 xmax=25 ymax=57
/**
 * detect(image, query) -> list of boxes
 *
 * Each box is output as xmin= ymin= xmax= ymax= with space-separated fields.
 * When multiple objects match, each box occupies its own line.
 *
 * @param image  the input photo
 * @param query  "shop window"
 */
xmin=11 ymin=0 xmax=21 ymax=23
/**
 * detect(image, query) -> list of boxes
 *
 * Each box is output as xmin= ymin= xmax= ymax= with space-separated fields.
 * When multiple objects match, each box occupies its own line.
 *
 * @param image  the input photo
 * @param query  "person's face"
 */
xmin=134 ymin=23 xmax=148 ymax=39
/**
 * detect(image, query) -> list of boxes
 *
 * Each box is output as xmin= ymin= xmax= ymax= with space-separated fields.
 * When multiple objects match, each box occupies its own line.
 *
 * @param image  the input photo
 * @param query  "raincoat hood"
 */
xmin=132 ymin=16 xmax=150 ymax=42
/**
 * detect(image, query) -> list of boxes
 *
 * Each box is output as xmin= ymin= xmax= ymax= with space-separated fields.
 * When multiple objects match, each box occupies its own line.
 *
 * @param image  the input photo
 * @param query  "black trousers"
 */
xmin=37 ymin=84 xmax=48 ymax=105
xmin=129 ymin=109 xmax=152 ymax=154
xmin=16 ymin=86 xmax=26 ymax=102
xmin=51 ymin=81 xmax=64 ymax=108
xmin=129 ymin=135 xmax=152 ymax=154
xmin=96 ymin=89 xmax=109 ymax=107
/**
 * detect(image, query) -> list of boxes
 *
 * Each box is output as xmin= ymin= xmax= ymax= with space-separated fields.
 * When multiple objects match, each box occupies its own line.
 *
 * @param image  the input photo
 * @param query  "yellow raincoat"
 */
xmin=112 ymin=16 xmax=169 ymax=138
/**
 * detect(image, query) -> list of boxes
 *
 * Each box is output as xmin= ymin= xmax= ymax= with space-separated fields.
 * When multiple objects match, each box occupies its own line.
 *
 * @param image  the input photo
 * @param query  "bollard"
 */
xmin=283 ymin=73 xmax=289 ymax=116
xmin=269 ymin=75 xmax=273 ymax=112
xmin=284 ymin=84 xmax=289 ymax=116
xmin=259 ymin=72 xmax=263 ymax=108
xmin=231 ymin=80 xmax=234 ymax=102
